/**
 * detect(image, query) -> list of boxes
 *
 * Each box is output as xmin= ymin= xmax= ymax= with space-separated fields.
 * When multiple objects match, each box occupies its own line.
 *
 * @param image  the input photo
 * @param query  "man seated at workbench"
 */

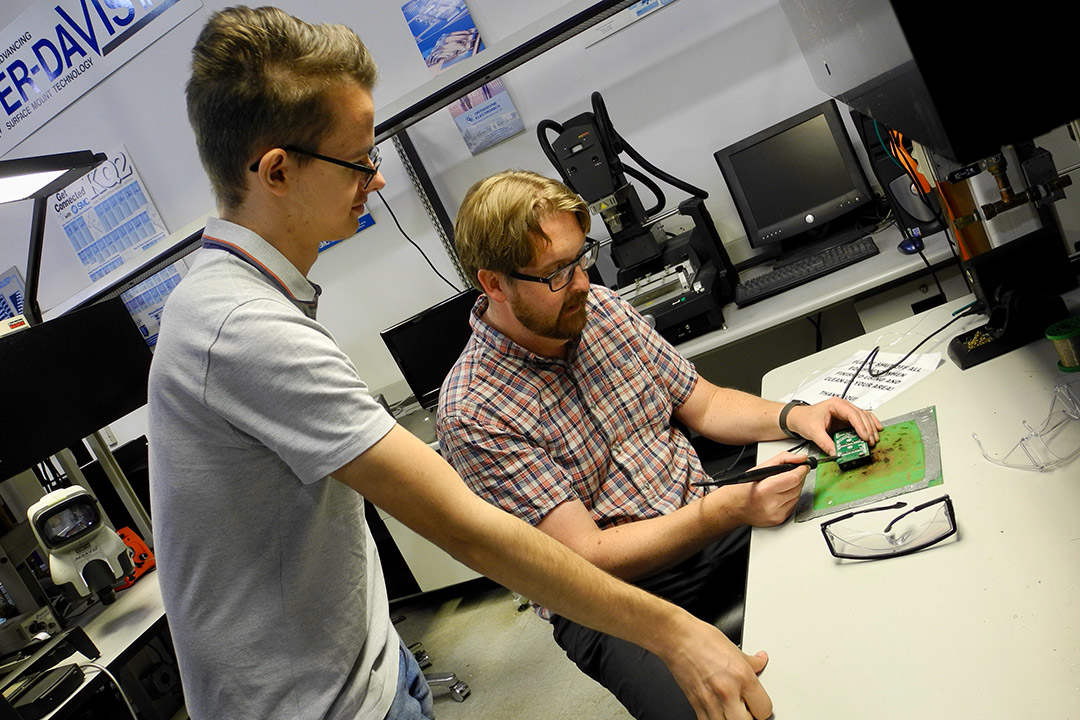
xmin=437 ymin=170 xmax=882 ymax=720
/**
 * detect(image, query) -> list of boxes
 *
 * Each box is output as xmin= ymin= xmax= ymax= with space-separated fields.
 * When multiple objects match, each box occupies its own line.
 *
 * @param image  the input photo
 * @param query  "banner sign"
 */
xmin=401 ymin=0 xmax=524 ymax=154
xmin=0 ymin=0 xmax=202 ymax=156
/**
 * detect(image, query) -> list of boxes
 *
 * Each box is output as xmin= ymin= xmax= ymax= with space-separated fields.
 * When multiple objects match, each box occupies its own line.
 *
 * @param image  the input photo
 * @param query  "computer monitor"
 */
xmin=380 ymin=288 xmax=480 ymax=411
xmin=0 ymin=296 xmax=152 ymax=482
xmin=714 ymin=99 xmax=874 ymax=255
xmin=778 ymin=0 xmax=1080 ymax=165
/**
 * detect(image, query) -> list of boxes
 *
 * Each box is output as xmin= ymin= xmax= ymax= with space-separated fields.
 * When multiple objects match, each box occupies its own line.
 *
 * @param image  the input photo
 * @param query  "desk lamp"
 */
xmin=0 ymin=150 xmax=107 ymax=324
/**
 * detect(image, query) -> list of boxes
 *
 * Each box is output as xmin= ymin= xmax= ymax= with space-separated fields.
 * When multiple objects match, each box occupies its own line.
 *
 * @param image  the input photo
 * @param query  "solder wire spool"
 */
xmin=1045 ymin=317 xmax=1080 ymax=372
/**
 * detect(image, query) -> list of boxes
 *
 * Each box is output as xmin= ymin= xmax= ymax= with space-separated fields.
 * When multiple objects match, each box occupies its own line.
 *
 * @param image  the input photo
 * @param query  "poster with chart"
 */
xmin=119 ymin=260 xmax=188 ymax=348
xmin=50 ymin=145 xmax=168 ymax=285
xmin=401 ymin=0 xmax=525 ymax=154
xmin=0 ymin=267 xmax=26 ymax=320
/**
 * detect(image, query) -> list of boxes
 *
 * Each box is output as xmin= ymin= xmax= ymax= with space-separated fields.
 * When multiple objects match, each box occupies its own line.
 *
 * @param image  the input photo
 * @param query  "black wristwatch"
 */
xmin=778 ymin=400 xmax=809 ymax=439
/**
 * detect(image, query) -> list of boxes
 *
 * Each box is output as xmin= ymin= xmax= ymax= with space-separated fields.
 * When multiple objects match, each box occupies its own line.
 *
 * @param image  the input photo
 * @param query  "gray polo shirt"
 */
xmin=148 ymin=217 xmax=398 ymax=719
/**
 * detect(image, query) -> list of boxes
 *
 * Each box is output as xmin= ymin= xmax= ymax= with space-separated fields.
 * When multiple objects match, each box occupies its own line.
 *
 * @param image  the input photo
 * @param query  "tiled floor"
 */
xmin=390 ymin=579 xmax=631 ymax=720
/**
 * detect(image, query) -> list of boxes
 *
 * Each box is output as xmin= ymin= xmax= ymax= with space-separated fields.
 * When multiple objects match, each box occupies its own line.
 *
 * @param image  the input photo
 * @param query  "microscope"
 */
xmin=27 ymin=487 xmax=134 ymax=606
xmin=538 ymin=92 xmax=738 ymax=343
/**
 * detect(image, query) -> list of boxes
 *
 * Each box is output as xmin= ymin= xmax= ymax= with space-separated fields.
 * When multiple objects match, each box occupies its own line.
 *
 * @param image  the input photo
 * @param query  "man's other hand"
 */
xmin=659 ymin=614 xmax=773 ymax=720
xmin=786 ymin=397 xmax=882 ymax=455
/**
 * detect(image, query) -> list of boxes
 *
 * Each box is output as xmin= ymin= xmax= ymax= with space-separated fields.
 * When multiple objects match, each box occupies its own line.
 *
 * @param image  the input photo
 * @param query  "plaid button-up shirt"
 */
xmin=437 ymin=285 xmax=709 ymax=532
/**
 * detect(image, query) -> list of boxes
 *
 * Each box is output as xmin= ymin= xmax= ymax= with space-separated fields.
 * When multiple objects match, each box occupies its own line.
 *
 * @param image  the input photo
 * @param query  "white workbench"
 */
xmin=744 ymin=297 xmax=1080 ymax=719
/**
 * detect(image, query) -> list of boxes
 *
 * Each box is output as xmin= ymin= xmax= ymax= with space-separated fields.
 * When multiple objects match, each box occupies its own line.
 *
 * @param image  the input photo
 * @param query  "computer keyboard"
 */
xmin=734 ymin=236 xmax=880 ymax=307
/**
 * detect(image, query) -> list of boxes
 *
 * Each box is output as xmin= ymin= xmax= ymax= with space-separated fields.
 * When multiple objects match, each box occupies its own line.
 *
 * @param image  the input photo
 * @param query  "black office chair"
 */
xmin=375 ymin=503 xmax=471 ymax=703
xmin=389 ymin=613 xmax=471 ymax=703
xmin=687 ymin=435 xmax=757 ymax=646
xmin=405 ymin=641 xmax=470 ymax=702
xmin=698 ymin=534 xmax=750 ymax=647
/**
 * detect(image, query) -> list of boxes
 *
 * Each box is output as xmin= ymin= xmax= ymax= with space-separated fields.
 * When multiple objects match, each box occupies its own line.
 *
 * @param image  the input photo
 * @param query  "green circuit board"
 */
xmin=795 ymin=406 xmax=943 ymax=523
xmin=813 ymin=419 xmax=934 ymax=511
xmin=833 ymin=429 xmax=872 ymax=471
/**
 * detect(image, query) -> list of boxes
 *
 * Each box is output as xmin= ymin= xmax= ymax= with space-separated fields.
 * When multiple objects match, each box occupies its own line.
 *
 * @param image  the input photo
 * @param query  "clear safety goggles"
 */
xmin=972 ymin=378 xmax=1080 ymax=472
xmin=820 ymin=495 xmax=956 ymax=560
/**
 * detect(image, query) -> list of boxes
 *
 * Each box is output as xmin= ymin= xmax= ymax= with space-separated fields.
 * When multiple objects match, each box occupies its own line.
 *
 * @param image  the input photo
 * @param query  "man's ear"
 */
xmin=477 ymin=268 xmax=508 ymax=303
xmin=250 ymin=149 xmax=291 ymax=197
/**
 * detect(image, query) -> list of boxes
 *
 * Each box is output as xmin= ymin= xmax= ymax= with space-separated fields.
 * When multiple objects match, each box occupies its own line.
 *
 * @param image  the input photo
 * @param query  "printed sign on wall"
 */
xmin=402 ymin=0 xmax=525 ymax=154
xmin=319 ymin=213 xmax=375 ymax=254
xmin=119 ymin=260 xmax=186 ymax=347
xmin=0 ymin=266 xmax=26 ymax=320
xmin=50 ymin=145 xmax=168 ymax=284
xmin=0 ymin=0 xmax=202 ymax=156
xmin=585 ymin=0 xmax=681 ymax=46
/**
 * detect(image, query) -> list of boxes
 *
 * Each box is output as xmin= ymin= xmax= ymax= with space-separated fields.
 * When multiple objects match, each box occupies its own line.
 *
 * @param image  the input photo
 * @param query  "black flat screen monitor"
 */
xmin=0 ymin=297 xmax=152 ymax=481
xmin=380 ymin=288 xmax=480 ymax=411
xmin=715 ymin=99 xmax=873 ymax=252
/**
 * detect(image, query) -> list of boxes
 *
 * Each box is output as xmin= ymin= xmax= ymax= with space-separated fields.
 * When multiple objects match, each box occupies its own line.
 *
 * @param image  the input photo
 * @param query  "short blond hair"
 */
xmin=454 ymin=170 xmax=591 ymax=287
xmin=186 ymin=6 xmax=378 ymax=211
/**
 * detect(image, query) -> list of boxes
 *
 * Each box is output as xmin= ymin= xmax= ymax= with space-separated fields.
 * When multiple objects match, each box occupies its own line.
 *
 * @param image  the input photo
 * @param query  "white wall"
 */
xmin=2 ymin=2 xmax=1076 ymax=592
xmin=316 ymin=0 xmax=845 ymax=402
xmin=1 ymin=0 xmax=838 ymax=444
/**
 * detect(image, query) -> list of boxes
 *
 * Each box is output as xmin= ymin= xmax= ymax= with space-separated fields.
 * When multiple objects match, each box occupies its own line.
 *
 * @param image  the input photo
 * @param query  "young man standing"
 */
xmin=149 ymin=8 xmax=774 ymax=720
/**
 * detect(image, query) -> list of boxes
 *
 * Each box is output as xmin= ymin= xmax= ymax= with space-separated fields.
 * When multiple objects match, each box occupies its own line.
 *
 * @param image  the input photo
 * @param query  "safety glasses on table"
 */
xmin=820 ymin=495 xmax=956 ymax=560
xmin=972 ymin=377 xmax=1080 ymax=472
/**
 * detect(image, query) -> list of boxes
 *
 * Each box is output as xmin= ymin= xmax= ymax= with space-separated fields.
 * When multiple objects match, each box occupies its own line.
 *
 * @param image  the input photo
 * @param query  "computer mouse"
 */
xmin=897 ymin=236 xmax=924 ymax=255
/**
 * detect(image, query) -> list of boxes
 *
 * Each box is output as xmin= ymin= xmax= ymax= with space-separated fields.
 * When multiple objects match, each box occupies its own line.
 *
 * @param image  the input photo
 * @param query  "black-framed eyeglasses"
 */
xmin=248 ymin=146 xmax=382 ymax=188
xmin=820 ymin=494 xmax=956 ymax=560
xmin=508 ymin=239 xmax=598 ymax=292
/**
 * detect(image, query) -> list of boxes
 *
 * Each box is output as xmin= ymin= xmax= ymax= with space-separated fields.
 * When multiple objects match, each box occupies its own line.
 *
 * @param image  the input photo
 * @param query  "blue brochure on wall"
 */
xmin=401 ymin=0 xmax=525 ymax=154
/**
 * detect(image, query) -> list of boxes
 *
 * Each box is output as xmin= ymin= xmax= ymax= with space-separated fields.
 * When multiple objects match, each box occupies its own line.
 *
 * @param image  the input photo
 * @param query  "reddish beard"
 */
xmin=511 ymin=287 xmax=589 ymax=340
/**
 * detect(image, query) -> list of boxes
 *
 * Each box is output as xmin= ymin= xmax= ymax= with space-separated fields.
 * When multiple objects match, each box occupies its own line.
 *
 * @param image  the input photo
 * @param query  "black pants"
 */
xmin=550 ymin=526 xmax=750 ymax=720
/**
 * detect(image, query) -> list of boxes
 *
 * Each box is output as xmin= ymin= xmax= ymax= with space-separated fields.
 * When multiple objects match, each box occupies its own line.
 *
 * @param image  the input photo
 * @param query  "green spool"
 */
xmin=1045 ymin=317 xmax=1080 ymax=372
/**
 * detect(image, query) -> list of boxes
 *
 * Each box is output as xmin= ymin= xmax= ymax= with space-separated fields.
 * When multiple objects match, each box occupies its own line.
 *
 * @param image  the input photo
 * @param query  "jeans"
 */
xmin=383 ymin=637 xmax=434 ymax=720
xmin=551 ymin=527 xmax=750 ymax=720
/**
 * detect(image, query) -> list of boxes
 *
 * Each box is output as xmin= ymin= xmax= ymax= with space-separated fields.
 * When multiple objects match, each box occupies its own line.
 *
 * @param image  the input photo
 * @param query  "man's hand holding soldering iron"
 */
xmin=696 ymin=398 xmax=883 ymax=526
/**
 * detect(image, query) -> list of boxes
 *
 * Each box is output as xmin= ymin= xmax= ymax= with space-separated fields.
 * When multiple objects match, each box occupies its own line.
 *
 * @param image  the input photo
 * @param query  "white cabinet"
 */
xmin=376 ymin=506 xmax=481 ymax=594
